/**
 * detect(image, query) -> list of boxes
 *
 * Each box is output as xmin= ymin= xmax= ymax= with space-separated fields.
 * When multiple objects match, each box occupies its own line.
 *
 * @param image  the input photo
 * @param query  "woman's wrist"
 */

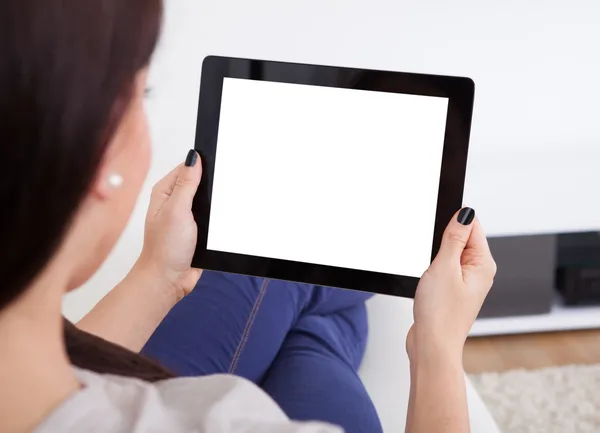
xmin=77 ymin=259 xmax=182 ymax=351
xmin=128 ymin=258 xmax=185 ymax=307
xmin=407 ymin=326 xmax=464 ymax=368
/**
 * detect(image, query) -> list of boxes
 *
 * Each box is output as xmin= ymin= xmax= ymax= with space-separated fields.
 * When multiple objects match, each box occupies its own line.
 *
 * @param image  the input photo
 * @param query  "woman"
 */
xmin=0 ymin=1 xmax=496 ymax=433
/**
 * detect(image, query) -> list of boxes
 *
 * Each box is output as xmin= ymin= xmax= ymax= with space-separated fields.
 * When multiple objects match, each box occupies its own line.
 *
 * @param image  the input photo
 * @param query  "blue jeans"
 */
xmin=141 ymin=271 xmax=383 ymax=433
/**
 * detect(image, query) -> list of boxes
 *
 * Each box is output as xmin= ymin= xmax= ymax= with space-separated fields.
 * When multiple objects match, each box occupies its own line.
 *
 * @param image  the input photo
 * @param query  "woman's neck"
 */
xmin=0 ymin=271 xmax=80 ymax=433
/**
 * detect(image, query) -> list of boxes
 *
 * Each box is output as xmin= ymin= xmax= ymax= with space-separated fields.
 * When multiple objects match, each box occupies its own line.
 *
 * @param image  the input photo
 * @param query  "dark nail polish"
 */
xmin=185 ymin=149 xmax=198 ymax=167
xmin=457 ymin=207 xmax=475 ymax=225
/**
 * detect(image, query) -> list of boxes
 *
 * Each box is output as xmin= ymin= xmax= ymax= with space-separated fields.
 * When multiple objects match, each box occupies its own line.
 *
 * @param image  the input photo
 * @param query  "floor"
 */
xmin=463 ymin=329 xmax=600 ymax=374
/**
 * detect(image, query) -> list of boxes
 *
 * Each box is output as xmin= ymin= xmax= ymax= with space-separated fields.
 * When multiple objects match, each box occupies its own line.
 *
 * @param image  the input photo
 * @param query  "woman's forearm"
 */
xmin=405 ymin=342 xmax=470 ymax=433
xmin=77 ymin=262 xmax=180 ymax=352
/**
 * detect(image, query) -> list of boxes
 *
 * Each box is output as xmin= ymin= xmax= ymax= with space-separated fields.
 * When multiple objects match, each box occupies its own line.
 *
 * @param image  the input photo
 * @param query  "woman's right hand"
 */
xmin=407 ymin=208 xmax=497 ymax=362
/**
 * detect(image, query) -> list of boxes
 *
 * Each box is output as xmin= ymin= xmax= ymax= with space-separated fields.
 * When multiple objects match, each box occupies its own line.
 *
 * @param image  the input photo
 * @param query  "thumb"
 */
xmin=433 ymin=207 xmax=476 ymax=266
xmin=461 ymin=218 xmax=497 ymax=284
xmin=170 ymin=150 xmax=202 ymax=210
xmin=179 ymin=268 xmax=203 ymax=297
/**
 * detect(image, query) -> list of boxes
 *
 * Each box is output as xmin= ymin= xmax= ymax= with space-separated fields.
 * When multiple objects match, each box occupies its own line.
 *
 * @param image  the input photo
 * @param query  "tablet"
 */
xmin=191 ymin=56 xmax=474 ymax=298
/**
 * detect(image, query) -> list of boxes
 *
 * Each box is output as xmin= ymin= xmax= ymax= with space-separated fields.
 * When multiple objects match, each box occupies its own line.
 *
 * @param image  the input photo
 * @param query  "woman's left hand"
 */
xmin=136 ymin=150 xmax=203 ymax=301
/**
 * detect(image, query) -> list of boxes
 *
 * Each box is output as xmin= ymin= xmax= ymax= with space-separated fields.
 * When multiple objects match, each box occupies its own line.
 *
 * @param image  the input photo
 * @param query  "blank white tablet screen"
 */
xmin=207 ymin=78 xmax=449 ymax=278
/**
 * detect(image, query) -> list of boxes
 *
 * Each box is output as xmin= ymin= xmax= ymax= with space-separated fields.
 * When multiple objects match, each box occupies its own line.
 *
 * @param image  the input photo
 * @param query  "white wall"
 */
xmin=64 ymin=0 xmax=600 ymax=318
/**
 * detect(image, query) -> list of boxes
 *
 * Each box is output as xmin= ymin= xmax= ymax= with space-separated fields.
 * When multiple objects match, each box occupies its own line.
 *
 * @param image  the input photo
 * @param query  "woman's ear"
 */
xmin=90 ymin=69 xmax=151 ymax=202
xmin=91 ymin=155 xmax=125 ymax=201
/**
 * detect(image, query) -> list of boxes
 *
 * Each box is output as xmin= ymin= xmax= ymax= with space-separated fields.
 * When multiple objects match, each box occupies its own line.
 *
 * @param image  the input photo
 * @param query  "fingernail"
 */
xmin=185 ymin=149 xmax=198 ymax=167
xmin=457 ymin=207 xmax=475 ymax=225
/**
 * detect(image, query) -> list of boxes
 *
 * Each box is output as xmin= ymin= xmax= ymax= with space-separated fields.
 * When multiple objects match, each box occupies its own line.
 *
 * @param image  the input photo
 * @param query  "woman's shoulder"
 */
xmin=34 ymin=368 xmax=342 ymax=433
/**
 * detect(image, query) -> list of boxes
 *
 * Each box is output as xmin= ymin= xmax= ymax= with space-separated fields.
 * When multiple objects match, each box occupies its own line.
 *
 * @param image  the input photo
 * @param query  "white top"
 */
xmin=34 ymin=369 xmax=342 ymax=433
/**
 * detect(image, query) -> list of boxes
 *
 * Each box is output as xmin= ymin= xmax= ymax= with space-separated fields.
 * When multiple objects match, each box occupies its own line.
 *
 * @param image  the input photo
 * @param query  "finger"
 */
xmin=148 ymin=164 xmax=183 ymax=216
xmin=169 ymin=149 xmax=202 ymax=211
xmin=433 ymin=207 xmax=476 ymax=266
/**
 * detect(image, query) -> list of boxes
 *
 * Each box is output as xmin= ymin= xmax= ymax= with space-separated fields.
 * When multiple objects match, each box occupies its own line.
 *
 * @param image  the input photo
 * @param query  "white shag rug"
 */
xmin=469 ymin=364 xmax=600 ymax=433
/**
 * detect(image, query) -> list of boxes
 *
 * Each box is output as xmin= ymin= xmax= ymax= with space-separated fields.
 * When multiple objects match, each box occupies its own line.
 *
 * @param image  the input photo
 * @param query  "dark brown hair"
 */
xmin=1 ymin=0 xmax=173 ymax=379
xmin=64 ymin=320 xmax=173 ymax=382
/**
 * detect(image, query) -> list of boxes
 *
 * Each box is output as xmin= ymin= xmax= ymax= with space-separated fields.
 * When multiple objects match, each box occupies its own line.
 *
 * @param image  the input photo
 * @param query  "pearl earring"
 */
xmin=108 ymin=173 xmax=123 ymax=188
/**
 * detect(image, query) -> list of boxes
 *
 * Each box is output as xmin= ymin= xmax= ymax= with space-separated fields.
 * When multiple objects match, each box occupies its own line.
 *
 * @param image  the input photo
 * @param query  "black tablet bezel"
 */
xmin=191 ymin=56 xmax=474 ymax=298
